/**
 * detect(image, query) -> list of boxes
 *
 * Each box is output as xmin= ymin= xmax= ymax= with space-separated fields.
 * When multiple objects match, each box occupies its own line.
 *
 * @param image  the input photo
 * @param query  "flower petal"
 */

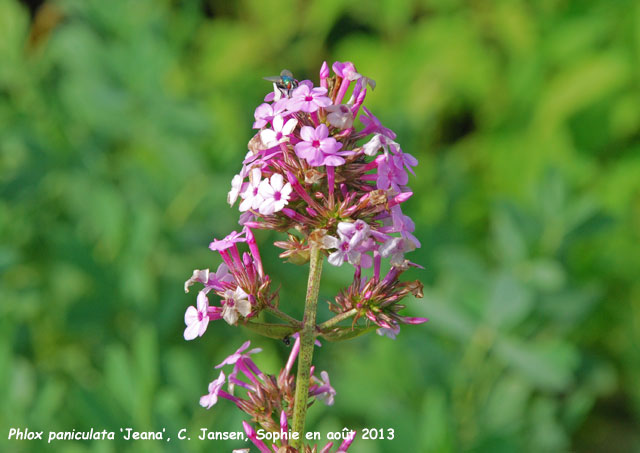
xmin=300 ymin=125 xmax=315 ymax=142
xmin=270 ymin=173 xmax=284 ymax=191
xmin=197 ymin=291 xmax=209 ymax=312
xmin=184 ymin=306 xmax=199 ymax=325
xmin=282 ymin=118 xmax=298 ymax=135
xmin=184 ymin=321 xmax=201 ymax=340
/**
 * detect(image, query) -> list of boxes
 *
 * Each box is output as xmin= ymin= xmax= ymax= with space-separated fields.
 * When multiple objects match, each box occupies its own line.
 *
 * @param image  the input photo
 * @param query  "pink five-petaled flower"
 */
xmin=359 ymin=106 xmax=396 ymax=139
xmin=199 ymin=370 xmax=226 ymax=409
xmin=295 ymin=124 xmax=347 ymax=167
xmin=259 ymin=114 xmax=297 ymax=148
xmin=221 ymin=286 xmax=251 ymax=325
xmin=287 ymin=84 xmax=331 ymax=113
xmin=324 ymin=232 xmax=364 ymax=267
xmin=337 ymin=219 xmax=370 ymax=244
xmin=311 ymin=371 xmax=336 ymax=406
xmin=239 ymin=168 xmax=263 ymax=212
xmin=396 ymin=148 xmax=419 ymax=176
xmin=184 ymin=291 xmax=210 ymax=340
xmin=257 ymin=173 xmax=292 ymax=215
xmin=391 ymin=205 xmax=421 ymax=248
xmin=184 ymin=262 xmax=234 ymax=293
xmin=209 ymin=230 xmax=246 ymax=252
xmin=332 ymin=61 xmax=361 ymax=81
xmin=215 ymin=340 xmax=262 ymax=369
xmin=252 ymin=99 xmax=287 ymax=129
xmin=377 ymin=154 xmax=408 ymax=192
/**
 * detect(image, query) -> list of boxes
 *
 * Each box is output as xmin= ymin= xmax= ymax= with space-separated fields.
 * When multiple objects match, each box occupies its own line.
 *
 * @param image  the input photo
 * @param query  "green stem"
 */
xmin=317 ymin=308 xmax=358 ymax=332
xmin=264 ymin=306 xmax=302 ymax=327
xmin=291 ymin=241 xmax=323 ymax=447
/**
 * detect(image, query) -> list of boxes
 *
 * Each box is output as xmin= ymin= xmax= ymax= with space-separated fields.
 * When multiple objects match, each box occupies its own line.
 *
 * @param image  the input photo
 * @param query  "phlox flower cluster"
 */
xmin=183 ymin=60 xmax=427 ymax=452
xmin=226 ymin=60 xmax=425 ymax=335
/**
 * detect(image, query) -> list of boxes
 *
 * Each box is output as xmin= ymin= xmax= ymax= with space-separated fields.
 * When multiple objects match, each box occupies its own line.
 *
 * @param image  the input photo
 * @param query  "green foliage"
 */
xmin=2 ymin=0 xmax=639 ymax=451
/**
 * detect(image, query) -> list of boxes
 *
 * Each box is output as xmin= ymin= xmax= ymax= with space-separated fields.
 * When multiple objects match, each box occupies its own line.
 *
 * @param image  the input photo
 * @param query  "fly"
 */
xmin=263 ymin=69 xmax=298 ymax=97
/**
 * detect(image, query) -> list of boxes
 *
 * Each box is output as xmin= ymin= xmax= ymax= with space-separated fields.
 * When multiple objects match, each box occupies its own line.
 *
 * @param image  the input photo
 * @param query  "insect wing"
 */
xmin=263 ymin=75 xmax=284 ymax=83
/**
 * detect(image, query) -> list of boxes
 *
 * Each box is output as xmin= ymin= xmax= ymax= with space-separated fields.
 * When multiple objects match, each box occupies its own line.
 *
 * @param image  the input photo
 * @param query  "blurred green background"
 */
xmin=2 ymin=0 xmax=640 ymax=451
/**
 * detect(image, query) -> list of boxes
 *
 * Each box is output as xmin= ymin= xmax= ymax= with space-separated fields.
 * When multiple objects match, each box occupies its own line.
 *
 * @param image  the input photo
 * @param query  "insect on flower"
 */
xmin=263 ymin=69 xmax=298 ymax=97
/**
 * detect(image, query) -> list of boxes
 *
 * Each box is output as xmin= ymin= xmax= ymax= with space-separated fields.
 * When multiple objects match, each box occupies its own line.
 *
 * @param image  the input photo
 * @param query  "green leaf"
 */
xmin=241 ymin=321 xmax=299 ymax=340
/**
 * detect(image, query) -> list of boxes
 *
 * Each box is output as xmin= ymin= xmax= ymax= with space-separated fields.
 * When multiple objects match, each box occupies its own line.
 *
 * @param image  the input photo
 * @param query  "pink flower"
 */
xmin=337 ymin=219 xmax=370 ymax=244
xmin=337 ymin=430 xmax=357 ymax=453
xmin=253 ymin=99 xmax=287 ymax=129
xmin=259 ymin=114 xmax=297 ymax=148
xmin=184 ymin=291 xmax=210 ymax=340
xmin=243 ymin=421 xmax=270 ymax=453
xmin=324 ymin=233 xmax=364 ymax=267
xmin=332 ymin=61 xmax=361 ymax=81
xmin=332 ymin=61 xmax=362 ymax=105
xmin=215 ymin=340 xmax=262 ymax=369
xmin=394 ymin=146 xmax=419 ymax=176
xmin=295 ymin=124 xmax=348 ymax=167
xmin=239 ymin=168 xmax=263 ymax=212
xmin=287 ymin=84 xmax=331 ymax=113
xmin=310 ymin=370 xmax=336 ymax=406
xmin=391 ymin=205 xmax=420 ymax=248
xmin=359 ymin=106 xmax=396 ymax=139
xmin=199 ymin=370 xmax=226 ymax=409
xmin=184 ymin=262 xmax=233 ymax=293
xmin=257 ymin=173 xmax=292 ymax=215
xmin=319 ymin=61 xmax=330 ymax=89
xmin=377 ymin=154 xmax=408 ymax=192
xmin=209 ymin=230 xmax=246 ymax=252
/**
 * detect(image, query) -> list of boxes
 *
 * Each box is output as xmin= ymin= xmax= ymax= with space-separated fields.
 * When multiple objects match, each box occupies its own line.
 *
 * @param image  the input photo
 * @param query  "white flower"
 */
xmin=258 ymin=173 xmax=292 ymax=215
xmin=239 ymin=168 xmax=263 ymax=212
xmin=259 ymin=115 xmax=297 ymax=148
xmin=362 ymin=133 xmax=398 ymax=156
xmin=184 ymin=269 xmax=209 ymax=293
xmin=325 ymin=104 xmax=353 ymax=129
xmin=199 ymin=370 xmax=226 ymax=409
xmin=323 ymin=233 xmax=362 ymax=267
xmin=227 ymin=174 xmax=244 ymax=206
xmin=379 ymin=237 xmax=415 ymax=267
xmin=184 ymin=291 xmax=210 ymax=340
xmin=221 ymin=287 xmax=251 ymax=325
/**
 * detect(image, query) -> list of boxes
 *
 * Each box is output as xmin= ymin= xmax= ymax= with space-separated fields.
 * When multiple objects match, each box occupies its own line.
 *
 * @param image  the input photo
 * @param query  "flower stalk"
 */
xmin=317 ymin=308 xmax=358 ymax=331
xmin=292 ymin=239 xmax=324 ymax=446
